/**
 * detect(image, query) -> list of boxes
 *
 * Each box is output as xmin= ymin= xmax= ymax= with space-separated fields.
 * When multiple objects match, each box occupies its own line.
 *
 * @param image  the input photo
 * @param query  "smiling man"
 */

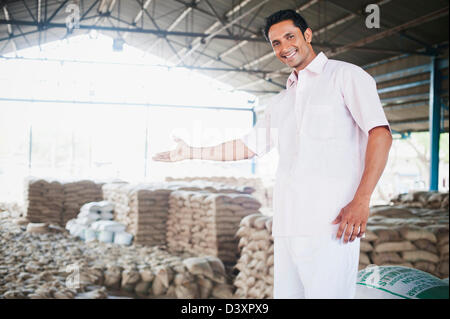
xmin=153 ymin=9 xmax=392 ymax=299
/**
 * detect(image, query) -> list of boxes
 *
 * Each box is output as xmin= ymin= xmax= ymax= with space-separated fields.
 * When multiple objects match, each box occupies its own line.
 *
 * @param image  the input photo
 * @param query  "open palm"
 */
xmin=152 ymin=136 xmax=191 ymax=162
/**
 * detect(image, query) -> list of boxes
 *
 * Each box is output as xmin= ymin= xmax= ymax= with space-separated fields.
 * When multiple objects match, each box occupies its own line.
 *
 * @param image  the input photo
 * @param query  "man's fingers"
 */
xmin=343 ymin=223 xmax=354 ymax=243
xmin=332 ymin=210 xmax=343 ymax=224
xmin=358 ymin=223 xmax=366 ymax=238
xmin=152 ymin=152 xmax=171 ymax=161
xmin=350 ymin=223 xmax=360 ymax=242
xmin=336 ymin=220 xmax=347 ymax=240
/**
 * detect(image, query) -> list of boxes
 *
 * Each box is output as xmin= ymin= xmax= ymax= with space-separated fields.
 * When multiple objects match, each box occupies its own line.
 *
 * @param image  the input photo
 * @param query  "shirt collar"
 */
xmin=286 ymin=51 xmax=328 ymax=88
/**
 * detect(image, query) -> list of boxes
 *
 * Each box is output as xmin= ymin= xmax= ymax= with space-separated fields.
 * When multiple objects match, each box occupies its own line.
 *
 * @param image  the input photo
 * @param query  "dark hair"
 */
xmin=263 ymin=9 xmax=309 ymax=42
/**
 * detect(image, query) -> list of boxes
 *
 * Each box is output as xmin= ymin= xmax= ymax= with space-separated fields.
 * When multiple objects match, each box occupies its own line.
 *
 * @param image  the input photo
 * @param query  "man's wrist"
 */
xmin=353 ymin=193 xmax=371 ymax=204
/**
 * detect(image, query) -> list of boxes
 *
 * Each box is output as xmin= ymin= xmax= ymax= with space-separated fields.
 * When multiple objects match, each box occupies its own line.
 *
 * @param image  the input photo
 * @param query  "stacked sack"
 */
xmin=390 ymin=191 xmax=449 ymax=209
xmin=23 ymin=177 xmax=105 ymax=227
xmin=103 ymin=183 xmax=171 ymax=246
xmin=167 ymin=191 xmax=262 ymax=265
xmin=232 ymin=207 xmax=449 ymax=298
xmin=102 ymin=182 xmax=131 ymax=226
xmin=61 ymin=180 xmax=104 ymax=226
xmin=358 ymin=206 xmax=449 ymax=279
xmin=65 ymin=201 xmax=134 ymax=246
xmin=23 ymin=178 xmax=64 ymax=225
xmin=102 ymin=181 xmax=250 ymax=248
xmin=233 ymin=213 xmax=273 ymax=299
xmin=166 ymin=176 xmax=268 ymax=207
xmin=128 ymin=184 xmax=172 ymax=246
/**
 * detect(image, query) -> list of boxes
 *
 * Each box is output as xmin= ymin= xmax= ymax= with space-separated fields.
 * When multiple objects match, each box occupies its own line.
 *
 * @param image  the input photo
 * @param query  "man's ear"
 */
xmin=304 ymin=28 xmax=313 ymax=44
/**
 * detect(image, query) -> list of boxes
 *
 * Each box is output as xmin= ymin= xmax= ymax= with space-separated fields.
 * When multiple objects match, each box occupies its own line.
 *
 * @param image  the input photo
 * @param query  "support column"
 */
xmin=429 ymin=56 xmax=441 ymax=191
xmin=251 ymin=109 xmax=256 ymax=175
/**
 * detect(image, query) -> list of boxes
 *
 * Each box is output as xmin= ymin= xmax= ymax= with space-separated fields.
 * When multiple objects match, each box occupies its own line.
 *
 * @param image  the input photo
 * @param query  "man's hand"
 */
xmin=332 ymin=196 xmax=370 ymax=243
xmin=152 ymin=136 xmax=191 ymax=162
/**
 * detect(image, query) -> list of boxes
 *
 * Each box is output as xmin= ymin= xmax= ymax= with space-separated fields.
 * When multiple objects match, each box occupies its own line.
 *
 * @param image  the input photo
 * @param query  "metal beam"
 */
xmin=46 ymin=0 xmax=69 ymax=24
xmin=22 ymin=0 xmax=37 ymax=23
xmin=429 ymin=56 xmax=441 ymax=191
xmin=378 ymin=79 xmax=430 ymax=94
xmin=0 ymin=54 xmax=277 ymax=74
xmin=384 ymin=101 xmax=428 ymax=111
xmin=177 ymin=0 xmax=270 ymax=63
xmin=390 ymin=117 xmax=449 ymax=126
xmin=0 ymin=97 xmax=254 ymax=112
xmin=144 ymin=0 xmax=199 ymax=53
xmin=373 ymin=58 xmax=449 ymax=83
xmin=0 ymin=19 xmax=267 ymax=42
xmin=168 ymin=0 xmax=258 ymax=62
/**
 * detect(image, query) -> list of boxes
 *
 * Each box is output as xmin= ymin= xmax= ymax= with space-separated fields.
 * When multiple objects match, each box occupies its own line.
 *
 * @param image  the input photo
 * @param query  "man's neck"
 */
xmin=294 ymin=50 xmax=317 ymax=76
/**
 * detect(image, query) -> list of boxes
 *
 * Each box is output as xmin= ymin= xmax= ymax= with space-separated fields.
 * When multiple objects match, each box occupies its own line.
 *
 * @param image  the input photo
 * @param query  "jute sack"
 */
xmin=370 ymin=252 xmax=404 ymax=265
xmin=374 ymin=241 xmax=416 ymax=253
xmin=399 ymin=227 xmax=437 ymax=243
xmin=360 ymin=241 xmax=373 ymax=253
xmin=402 ymin=250 xmax=440 ymax=263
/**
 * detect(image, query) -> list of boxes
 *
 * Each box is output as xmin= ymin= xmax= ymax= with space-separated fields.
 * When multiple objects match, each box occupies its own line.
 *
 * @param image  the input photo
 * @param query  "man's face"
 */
xmin=268 ymin=20 xmax=312 ymax=71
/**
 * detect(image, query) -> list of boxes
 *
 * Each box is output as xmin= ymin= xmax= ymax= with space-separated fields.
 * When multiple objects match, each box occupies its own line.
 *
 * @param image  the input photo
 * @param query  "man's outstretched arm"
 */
xmin=152 ymin=136 xmax=256 ymax=162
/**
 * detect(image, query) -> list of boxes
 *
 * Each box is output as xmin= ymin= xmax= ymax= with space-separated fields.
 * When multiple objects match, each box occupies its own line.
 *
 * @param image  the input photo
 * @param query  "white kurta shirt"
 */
xmin=242 ymin=52 xmax=390 ymax=237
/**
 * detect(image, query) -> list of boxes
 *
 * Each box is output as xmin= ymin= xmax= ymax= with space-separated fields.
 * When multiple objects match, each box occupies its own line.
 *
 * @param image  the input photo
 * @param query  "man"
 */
xmin=153 ymin=9 xmax=392 ymax=299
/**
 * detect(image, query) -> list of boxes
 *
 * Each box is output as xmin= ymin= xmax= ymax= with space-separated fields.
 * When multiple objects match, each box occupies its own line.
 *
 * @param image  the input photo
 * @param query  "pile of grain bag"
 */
xmin=166 ymin=176 xmax=270 ymax=207
xmin=102 ymin=183 xmax=172 ymax=246
xmin=0 ymin=217 xmax=233 ymax=299
xmin=65 ymin=201 xmax=133 ymax=246
xmin=232 ymin=206 xmax=449 ymax=298
xmin=102 ymin=181 xmax=250 ymax=248
xmin=390 ymin=191 xmax=449 ymax=210
xmin=23 ymin=178 xmax=64 ymax=225
xmin=23 ymin=178 xmax=105 ymax=227
xmin=358 ymin=206 xmax=449 ymax=279
xmin=167 ymin=191 xmax=261 ymax=265
xmin=61 ymin=180 xmax=104 ymax=226
xmin=233 ymin=213 xmax=273 ymax=299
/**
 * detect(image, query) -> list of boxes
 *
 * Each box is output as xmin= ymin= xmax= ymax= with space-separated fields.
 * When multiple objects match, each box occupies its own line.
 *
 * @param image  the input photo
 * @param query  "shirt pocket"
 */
xmin=301 ymin=104 xmax=335 ymax=140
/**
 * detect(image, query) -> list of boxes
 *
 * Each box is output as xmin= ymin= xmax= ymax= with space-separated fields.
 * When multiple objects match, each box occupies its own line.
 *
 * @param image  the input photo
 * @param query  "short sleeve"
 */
xmin=240 ymin=96 xmax=279 ymax=157
xmin=342 ymin=65 xmax=391 ymax=136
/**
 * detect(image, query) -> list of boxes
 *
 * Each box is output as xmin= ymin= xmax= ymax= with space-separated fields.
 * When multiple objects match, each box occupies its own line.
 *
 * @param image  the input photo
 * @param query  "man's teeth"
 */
xmin=285 ymin=50 xmax=296 ymax=58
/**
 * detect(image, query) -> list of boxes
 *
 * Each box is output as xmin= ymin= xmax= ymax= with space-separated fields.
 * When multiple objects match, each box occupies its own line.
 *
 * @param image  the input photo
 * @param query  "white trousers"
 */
xmin=273 ymin=230 xmax=361 ymax=299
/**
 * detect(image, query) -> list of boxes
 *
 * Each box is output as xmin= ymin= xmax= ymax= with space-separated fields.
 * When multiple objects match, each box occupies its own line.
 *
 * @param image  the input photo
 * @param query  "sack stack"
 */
xmin=359 ymin=206 xmax=449 ymax=279
xmin=24 ymin=177 xmax=105 ymax=227
xmin=233 ymin=213 xmax=273 ymax=299
xmin=23 ymin=178 xmax=64 ymax=225
xmin=390 ymin=191 xmax=449 ymax=210
xmin=166 ymin=176 xmax=270 ymax=207
xmin=232 ymin=206 xmax=449 ymax=298
xmin=61 ymin=180 xmax=104 ymax=226
xmin=102 ymin=181 xmax=251 ymax=248
xmin=167 ymin=191 xmax=262 ymax=265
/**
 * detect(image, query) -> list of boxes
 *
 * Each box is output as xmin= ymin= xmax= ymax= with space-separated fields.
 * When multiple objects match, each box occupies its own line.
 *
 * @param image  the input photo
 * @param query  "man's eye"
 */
xmin=272 ymin=42 xmax=279 ymax=47
xmin=288 ymin=35 xmax=294 ymax=39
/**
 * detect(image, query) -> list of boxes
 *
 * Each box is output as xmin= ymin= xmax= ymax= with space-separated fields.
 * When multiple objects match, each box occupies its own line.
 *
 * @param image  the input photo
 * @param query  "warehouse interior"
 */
xmin=0 ymin=0 xmax=449 ymax=300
